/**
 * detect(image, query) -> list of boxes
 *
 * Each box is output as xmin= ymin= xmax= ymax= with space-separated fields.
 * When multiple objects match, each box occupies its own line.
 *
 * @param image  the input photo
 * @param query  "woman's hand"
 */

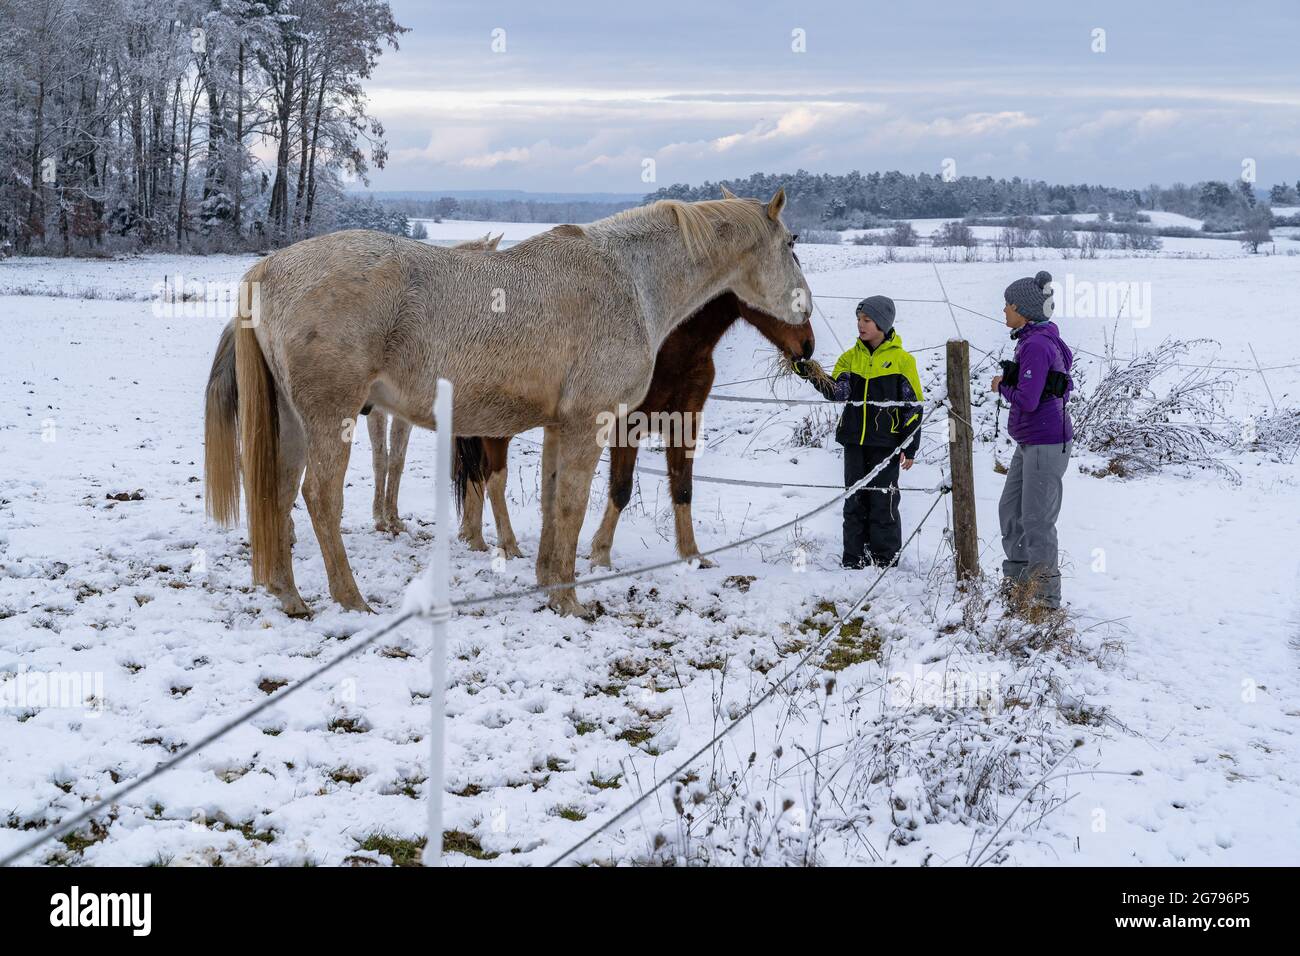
xmin=991 ymin=374 xmax=1003 ymax=393
xmin=900 ymin=453 xmax=913 ymax=471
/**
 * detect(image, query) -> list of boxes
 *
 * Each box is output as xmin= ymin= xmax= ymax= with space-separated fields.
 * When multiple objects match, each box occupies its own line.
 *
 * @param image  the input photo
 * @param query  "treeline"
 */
xmin=644 ymin=169 xmax=1297 ymax=233
xmin=0 ymin=0 xmax=404 ymax=256
xmin=385 ymin=195 xmax=639 ymax=225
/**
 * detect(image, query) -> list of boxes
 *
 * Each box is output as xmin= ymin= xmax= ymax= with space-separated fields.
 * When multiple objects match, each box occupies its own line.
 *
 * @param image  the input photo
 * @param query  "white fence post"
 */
xmin=425 ymin=378 xmax=453 ymax=867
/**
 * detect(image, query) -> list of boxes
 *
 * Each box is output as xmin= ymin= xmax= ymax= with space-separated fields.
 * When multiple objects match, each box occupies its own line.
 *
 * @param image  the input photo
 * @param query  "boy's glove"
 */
xmin=792 ymin=358 xmax=813 ymax=379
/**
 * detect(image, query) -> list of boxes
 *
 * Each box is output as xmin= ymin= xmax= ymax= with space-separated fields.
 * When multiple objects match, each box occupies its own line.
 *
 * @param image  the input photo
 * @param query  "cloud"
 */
xmin=884 ymin=111 xmax=1040 ymax=142
xmin=459 ymin=145 xmax=534 ymax=169
xmin=1055 ymin=109 xmax=1184 ymax=151
xmin=393 ymin=126 xmax=497 ymax=164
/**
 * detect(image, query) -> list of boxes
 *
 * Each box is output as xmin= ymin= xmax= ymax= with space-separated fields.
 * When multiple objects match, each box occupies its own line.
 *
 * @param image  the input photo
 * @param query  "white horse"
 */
xmin=205 ymin=192 xmax=811 ymax=617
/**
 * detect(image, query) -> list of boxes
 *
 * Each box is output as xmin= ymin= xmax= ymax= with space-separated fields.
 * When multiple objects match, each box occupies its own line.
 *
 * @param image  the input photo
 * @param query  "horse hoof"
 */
xmin=280 ymin=596 xmax=311 ymax=618
xmin=501 ymin=541 xmax=524 ymax=560
xmin=334 ymin=594 xmax=373 ymax=614
xmin=688 ymin=555 xmax=717 ymax=569
xmin=462 ymin=536 xmax=489 ymax=552
xmin=588 ymin=550 xmax=612 ymax=569
xmin=547 ymin=594 xmax=590 ymax=618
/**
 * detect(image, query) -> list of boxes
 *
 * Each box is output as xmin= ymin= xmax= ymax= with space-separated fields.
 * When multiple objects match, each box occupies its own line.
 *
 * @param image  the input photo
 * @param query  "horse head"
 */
xmin=735 ymin=299 xmax=815 ymax=362
xmin=714 ymin=186 xmax=813 ymax=329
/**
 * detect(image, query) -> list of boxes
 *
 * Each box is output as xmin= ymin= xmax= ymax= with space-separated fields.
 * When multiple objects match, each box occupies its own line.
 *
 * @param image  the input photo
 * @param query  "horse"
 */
xmin=204 ymin=191 xmax=812 ymax=617
xmin=456 ymin=291 xmax=816 ymax=567
xmin=203 ymin=233 xmax=504 ymax=538
xmin=366 ymin=232 xmax=502 ymax=534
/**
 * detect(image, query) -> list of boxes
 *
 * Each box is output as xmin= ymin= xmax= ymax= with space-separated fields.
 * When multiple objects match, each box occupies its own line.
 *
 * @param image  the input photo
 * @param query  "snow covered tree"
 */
xmin=0 ymin=0 xmax=404 ymax=254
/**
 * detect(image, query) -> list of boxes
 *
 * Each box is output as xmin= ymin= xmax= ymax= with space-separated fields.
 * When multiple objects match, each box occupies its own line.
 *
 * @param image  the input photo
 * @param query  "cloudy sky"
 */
xmin=363 ymin=0 xmax=1300 ymax=194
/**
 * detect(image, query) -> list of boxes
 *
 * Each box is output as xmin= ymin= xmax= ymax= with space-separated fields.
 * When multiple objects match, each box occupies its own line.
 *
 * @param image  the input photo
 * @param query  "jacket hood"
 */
xmin=855 ymin=331 xmax=907 ymax=356
xmin=1021 ymin=320 xmax=1072 ymax=363
xmin=1013 ymin=320 xmax=1061 ymax=345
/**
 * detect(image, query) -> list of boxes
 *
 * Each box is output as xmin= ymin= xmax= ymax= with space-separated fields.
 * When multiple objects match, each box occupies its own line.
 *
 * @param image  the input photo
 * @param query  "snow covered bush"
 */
xmin=1241 ymin=407 xmax=1300 ymax=459
xmin=633 ymin=570 xmax=1117 ymax=866
xmin=788 ymin=407 xmax=837 ymax=448
xmin=1072 ymin=339 xmax=1239 ymax=479
xmin=798 ymin=229 xmax=841 ymax=245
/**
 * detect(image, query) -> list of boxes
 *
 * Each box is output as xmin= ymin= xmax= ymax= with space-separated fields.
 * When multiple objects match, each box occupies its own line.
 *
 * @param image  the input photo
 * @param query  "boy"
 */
xmin=796 ymin=296 xmax=924 ymax=568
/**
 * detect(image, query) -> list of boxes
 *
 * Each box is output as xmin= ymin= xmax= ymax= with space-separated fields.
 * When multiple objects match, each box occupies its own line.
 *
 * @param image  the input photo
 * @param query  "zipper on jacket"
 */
xmin=859 ymin=346 xmax=871 ymax=444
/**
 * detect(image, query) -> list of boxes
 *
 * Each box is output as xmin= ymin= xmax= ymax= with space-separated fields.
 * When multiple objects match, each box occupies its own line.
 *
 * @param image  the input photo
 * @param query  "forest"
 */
xmin=0 ymin=0 xmax=404 ymax=255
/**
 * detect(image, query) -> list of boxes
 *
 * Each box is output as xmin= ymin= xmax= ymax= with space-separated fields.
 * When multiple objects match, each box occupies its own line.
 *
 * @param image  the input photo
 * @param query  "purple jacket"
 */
xmin=998 ymin=321 xmax=1074 ymax=446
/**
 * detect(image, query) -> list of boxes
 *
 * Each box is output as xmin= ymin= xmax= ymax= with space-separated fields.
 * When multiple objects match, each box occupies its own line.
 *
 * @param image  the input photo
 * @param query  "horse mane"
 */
xmin=591 ymin=198 xmax=775 ymax=261
xmin=453 ymin=232 xmax=501 ymax=251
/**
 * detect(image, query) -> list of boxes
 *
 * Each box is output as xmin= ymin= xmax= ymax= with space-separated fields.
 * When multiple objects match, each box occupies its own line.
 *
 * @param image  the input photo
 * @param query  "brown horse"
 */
xmin=457 ymin=291 xmax=815 ymax=566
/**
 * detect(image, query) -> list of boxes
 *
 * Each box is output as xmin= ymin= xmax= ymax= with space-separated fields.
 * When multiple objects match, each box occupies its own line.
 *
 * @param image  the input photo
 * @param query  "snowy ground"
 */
xmin=1 ymin=238 xmax=1298 ymax=866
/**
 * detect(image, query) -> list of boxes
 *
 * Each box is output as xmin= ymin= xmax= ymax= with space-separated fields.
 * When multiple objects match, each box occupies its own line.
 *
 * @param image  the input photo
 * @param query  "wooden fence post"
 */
xmin=946 ymin=340 xmax=980 ymax=582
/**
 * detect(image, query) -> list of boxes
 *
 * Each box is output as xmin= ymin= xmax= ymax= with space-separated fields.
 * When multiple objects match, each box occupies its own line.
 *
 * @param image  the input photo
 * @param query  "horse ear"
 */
xmin=720 ymin=185 xmax=738 ymax=200
xmin=766 ymin=187 xmax=786 ymax=221
xmin=489 ymin=233 xmax=502 ymax=250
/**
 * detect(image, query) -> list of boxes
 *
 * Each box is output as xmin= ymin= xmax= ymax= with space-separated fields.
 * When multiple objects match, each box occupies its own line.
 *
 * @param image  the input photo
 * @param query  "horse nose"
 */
xmin=801 ymin=338 xmax=814 ymax=360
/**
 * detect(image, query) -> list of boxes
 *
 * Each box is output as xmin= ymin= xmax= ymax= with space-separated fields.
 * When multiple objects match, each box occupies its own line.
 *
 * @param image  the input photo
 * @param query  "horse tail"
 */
xmin=453 ymin=436 xmax=489 ymax=516
xmin=204 ymin=319 xmax=240 ymax=526
xmin=234 ymin=276 xmax=281 ymax=585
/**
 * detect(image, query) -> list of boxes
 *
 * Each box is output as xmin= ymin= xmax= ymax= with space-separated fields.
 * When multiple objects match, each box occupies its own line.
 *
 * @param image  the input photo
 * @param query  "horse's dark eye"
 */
xmin=790 ymin=234 xmax=799 ymax=245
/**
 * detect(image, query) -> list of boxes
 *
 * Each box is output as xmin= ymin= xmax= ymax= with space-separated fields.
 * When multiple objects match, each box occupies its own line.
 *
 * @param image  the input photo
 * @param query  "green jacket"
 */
xmin=814 ymin=332 xmax=925 ymax=456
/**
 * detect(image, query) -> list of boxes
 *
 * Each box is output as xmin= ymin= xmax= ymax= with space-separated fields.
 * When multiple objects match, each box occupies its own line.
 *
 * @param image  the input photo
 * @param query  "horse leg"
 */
xmin=367 ymin=411 xmax=389 ymax=532
xmin=487 ymin=464 xmax=523 ymax=559
xmin=666 ymin=443 xmax=714 ymax=568
xmin=535 ymin=426 xmax=560 ymax=587
xmin=458 ymin=471 xmax=489 ymax=551
xmin=301 ymin=412 xmax=371 ymax=613
xmin=383 ymin=416 xmax=411 ymax=535
xmin=588 ymin=443 xmax=637 ymax=568
xmin=544 ymin=425 xmax=603 ymax=617
xmin=268 ymin=396 xmax=309 ymax=616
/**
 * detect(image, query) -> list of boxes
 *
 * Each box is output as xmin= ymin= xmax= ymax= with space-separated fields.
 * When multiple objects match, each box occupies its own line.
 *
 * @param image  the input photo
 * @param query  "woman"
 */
xmin=991 ymin=270 xmax=1073 ymax=610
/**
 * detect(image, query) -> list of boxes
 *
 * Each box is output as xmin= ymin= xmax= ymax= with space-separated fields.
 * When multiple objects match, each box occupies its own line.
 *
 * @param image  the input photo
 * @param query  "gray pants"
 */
xmin=999 ymin=442 xmax=1071 ymax=607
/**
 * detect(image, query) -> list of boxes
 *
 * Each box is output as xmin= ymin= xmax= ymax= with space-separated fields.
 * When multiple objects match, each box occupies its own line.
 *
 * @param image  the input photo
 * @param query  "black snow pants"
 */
xmin=843 ymin=443 xmax=901 ymax=567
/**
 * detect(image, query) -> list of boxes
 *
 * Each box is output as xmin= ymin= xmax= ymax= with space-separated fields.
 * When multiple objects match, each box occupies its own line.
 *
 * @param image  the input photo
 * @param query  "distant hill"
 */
xmin=356 ymin=189 xmax=646 ymax=203
xmin=363 ymin=189 xmax=644 ymax=224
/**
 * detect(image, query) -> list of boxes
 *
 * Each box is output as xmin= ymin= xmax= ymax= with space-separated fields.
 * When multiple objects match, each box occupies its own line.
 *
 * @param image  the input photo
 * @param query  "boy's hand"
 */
xmin=792 ymin=359 xmax=812 ymax=379
xmin=991 ymin=374 xmax=1003 ymax=393
xmin=900 ymin=453 xmax=913 ymax=471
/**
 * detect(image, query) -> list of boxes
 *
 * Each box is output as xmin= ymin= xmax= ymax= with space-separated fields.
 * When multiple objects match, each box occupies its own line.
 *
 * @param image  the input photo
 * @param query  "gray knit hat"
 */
xmin=1004 ymin=270 xmax=1055 ymax=322
xmin=855 ymin=295 xmax=896 ymax=334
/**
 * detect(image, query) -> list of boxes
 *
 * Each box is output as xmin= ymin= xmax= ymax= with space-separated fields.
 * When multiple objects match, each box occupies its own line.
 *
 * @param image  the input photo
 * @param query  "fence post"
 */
xmin=425 ymin=378 xmax=453 ymax=867
xmin=946 ymin=340 xmax=980 ymax=582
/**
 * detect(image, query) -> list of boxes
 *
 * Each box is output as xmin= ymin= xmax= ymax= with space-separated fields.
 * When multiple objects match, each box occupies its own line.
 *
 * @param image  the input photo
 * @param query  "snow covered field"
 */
xmin=2 ymin=237 xmax=1298 ymax=866
xmin=837 ymin=210 xmax=1300 ymax=260
xmin=412 ymin=218 xmax=559 ymax=247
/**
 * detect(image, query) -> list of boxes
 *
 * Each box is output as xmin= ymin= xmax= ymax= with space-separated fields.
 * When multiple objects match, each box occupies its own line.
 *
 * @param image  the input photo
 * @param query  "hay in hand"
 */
xmin=768 ymin=354 xmax=835 ymax=393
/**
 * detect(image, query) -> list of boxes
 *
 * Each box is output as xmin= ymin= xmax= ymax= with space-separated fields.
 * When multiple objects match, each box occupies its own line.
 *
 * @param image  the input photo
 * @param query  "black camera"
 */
xmin=1000 ymin=359 xmax=1020 ymax=388
xmin=999 ymin=359 xmax=1070 ymax=398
